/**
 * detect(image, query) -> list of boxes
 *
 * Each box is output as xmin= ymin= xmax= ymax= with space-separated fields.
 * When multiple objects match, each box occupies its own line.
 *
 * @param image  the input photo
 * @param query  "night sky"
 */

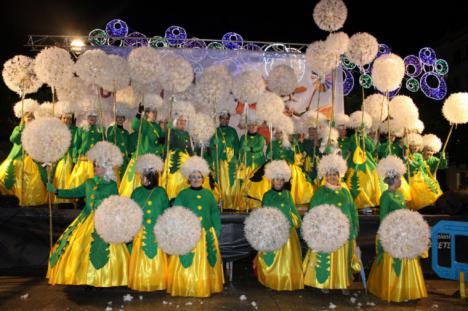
xmin=0 ymin=0 xmax=467 ymax=165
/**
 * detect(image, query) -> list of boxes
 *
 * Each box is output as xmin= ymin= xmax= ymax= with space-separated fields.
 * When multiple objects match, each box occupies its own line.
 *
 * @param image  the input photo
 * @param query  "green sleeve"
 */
xmin=9 ymin=126 xmax=23 ymax=144
xmin=379 ymin=192 xmax=391 ymax=221
xmin=160 ymin=188 xmax=170 ymax=212
xmin=438 ymin=153 xmax=448 ymax=170
xmin=173 ymin=191 xmax=184 ymax=206
xmin=232 ymin=128 xmax=240 ymax=156
xmin=365 ymin=136 xmax=375 ymax=154
xmin=346 ymin=189 xmax=359 ymax=238
xmin=251 ymin=135 xmax=265 ymax=153
xmin=57 ymin=182 xmax=87 ymax=199
xmin=309 ymin=187 xmax=325 ymax=208
xmin=288 ymin=192 xmax=301 ymax=227
xmin=72 ymin=128 xmax=82 ymax=161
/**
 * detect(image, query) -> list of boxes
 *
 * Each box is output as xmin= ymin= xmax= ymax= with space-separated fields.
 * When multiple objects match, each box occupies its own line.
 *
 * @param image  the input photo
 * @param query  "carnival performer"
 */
xmin=254 ymin=160 xmax=304 ymax=291
xmin=167 ymin=156 xmax=224 ymax=297
xmin=46 ymin=142 xmax=129 ymax=287
xmin=128 ymin=154 xmax=170 ymax=291
xmin=367 ymin=155 xmax=428 ymax=302
xmin=107 ymin=105 xmax=131 ymax=179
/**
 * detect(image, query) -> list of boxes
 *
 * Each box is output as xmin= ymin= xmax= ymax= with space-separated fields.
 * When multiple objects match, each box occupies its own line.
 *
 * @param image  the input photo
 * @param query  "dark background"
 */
xmin=0 ymin=0 xmax=467 ymax=166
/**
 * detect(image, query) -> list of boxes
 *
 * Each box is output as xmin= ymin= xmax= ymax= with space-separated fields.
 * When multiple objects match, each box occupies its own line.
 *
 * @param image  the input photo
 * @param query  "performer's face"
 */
xmin=159 ymin=119 xmax=167 ymax=130
xmin=147 ymin=111 xmax=157 ymax=122
xmin=189 ymin=172 xmax=203 ymax=188
xmin=410 ymin=144 xmax=419 ymax=153
xmin=116 ymin=116 xmax=125 ymax=126
xmin=423 ymin=148 xmax=434 ymax=159
xmin=274 ymin=130 xmax=283 ymax=140
xmin=219 ymin=115 xmax=230 ymax=126
xmin=247 ymin=124 xmax=257 ymax=133
xmin=87 ymin=115 xmax=97 ymax=125
xmin=272 ymin=178 xmax=285 ymax=191
xmin=326 ymin=172 xmax=340 ymax=186
xmin=176 ymin=118 xmax=187 ymax=130
xmin=61 ymin=115 xmax=73 ymax=126
xmin=338 ymin=127 xmax=347 ymax=138
xmin=389 ymin=176 xmax=402 ymax=190
xmin=94 ymin=165 xmax=105 ymax=177
xmin=308 ymin=128 xmax=317 ymax=139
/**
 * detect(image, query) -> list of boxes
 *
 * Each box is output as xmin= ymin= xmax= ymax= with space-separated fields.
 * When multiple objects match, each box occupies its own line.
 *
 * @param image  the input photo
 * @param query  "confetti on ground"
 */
xmin=329 ymin=302 xmax=337 ymax=309
xmin=186 ymin=302 xmax=193 ymax=305
xmin=350 ymin=297 xmax=357 ymax=304
xmin=107 ymin=301 xmax=112 ymax=305
xmin=432 ymin=305 xmax=439 ymax=309
xmin=20 ymin=293 xmax=29 ymax=300
xmin=139 ymin=295 xmax=143 ymax=300
xmin=240 ymin=294 xmax=247 ymax=301
xmin=353 ymin=292 xmax=359 ymax=297
xmin=123 ymin=294 xmax=133 ymax=302
xmin=251 ymin=301 xmax=258 ymax=309
xmin=357 ymin=302 xmax=362 ymax=307
xmin=105 ymin=307 xmax=112 ymax=311
xmin=366 ymin=302 xmax=376 ymax=306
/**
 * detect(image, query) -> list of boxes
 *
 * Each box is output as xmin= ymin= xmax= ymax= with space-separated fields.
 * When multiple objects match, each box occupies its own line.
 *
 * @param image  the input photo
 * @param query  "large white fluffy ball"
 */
xmin=346 ymin=32 xmax=379 ymax=67
xmin=159 ymin=53 xmax=194 ymax=93
xmin=94 ymin=195 xmax=143 ymax=244
xmin=244 ymin=207 xmax=291 ymax=252
xmin=232 ymin=70 xmax=266 ymax=103
xmin=256 ymin=91 xmax=285 ymax=124
xmin=313 ymin=0 xmax=347 ymax=32
xmin=128 ymin=46 xmax=161 ymax=84
xmin=306 ymin=40 xmax=340 ymax=77
xmin=267 ymin=64 xmax=298 ymax=96
xmin=3 ymin=55 xmax=43 ymax=95
xmin=34 ymin=47 xmax=74 ymax=88
xmin=371 ymin=53 xmax=405 ymax=92
xmin=154 ymin=206 xmax=202 ymax=255
xmin=378 ymin=209 xmax=430 ymax=259
xmin=442 ymin=92 xmax=468 ymax=124
xmin=74 ymin=49 xmax=112 ymax=86
xmin=301 ymin=204 xmax=350 ymax=253
xmin=21 ymin=117 xmax=71 ymax=163
xmin=363 ymin=93 xmax=389 ymax=122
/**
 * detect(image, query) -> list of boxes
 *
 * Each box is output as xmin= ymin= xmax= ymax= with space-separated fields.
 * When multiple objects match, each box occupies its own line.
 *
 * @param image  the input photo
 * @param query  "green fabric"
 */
xmin=210 ymin=125 xmax=240 ymax=161
xmin=346 ymin=133 xmax=377 ymax=168
xmin=90 ymin=230 xmax=110 ymax=269
xmin=238 ymin=133 xmax=266 ymax=168
xmin=425 ymin=154 xmax=447 ymax=174
xmin=302 ymin=139 xmax=319 ymax=182
xmin=131 ymin=186 xmax=169 ymax=259
xmin=179 ymin=252 xmax=195 ymax=268
xmin=107 ymin=125 xmax=130 ymax=158
xmin=407 ymin=153 xmax=440 ymax=193
xmin=393 ymin=258 xmax=402 ymax=276
xmin=72 ymin=125 xmax=104 ymax=162
xmin=174 ymin=187 xmax=221 ymax=268
xmin=310 ymin=185 xmax=359 ymax=240
xmin=169 ymin=128 xmax=192 ymax=154
xmin=377 ymin=139 xmax=404 ymax=160
xmin=316 ymin=252 xmax=331 ymax=284
xmin=169 ymin=150 xmax=183 ymax=174
xmin=263 ymin=252 xmax=276 ymax=266
xmin=338 ymin=137 xmax=349 ymax=159
xmin=131 ymin=117 xmax=165 ymax=157
xmin=6 ymin=125 xmax=24 ymax=160
xmin=266 ymin=140 xmax=295 ymax=163
xmin=349 ymin=168 xmax=361 ymax=200
xmin=4 ymin=160 xmax=15 ymax=190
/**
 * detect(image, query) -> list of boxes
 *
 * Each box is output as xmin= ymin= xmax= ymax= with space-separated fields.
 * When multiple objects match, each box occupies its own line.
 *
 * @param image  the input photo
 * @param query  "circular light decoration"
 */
xmin=435 ymin=59 xmax=449 ymax=75
xmin=164 ymin=25 xmax=187 ymax=46
xmin=419 ymin=47 xmax=437 ymax=66
xmin=207 ymin=42 xmax=224 ymax=50
xmin=342 ymin=68 xmax=354 ymax=96
xmin=182 ymin=38 xmax=207 ymax=63
xmin=404 ymin=55 xmax=423 ymax=77
xmin=88 ymin=29 xmax=107 ymax=46
xmin=359 ymin=73 xmax=372 ymax=89
xmin=406 ymin=77 xmax=420 ymax=92
xmin=377 ymin=43 xmax=392 ymax=57
xmin=340 ymin=54 xmax=356 ymax=70
xmin=420 ymin=71 xmax=447 ymax=100
xmin=105 ymin=19 xmax=128 ymax=38
xmin=222 ymin=32 xmax=244 ymax=50
xmin=148 ymin=36 xmax=168 ymax=48
xmin=124 ymin=32 xmax=148 ymax=47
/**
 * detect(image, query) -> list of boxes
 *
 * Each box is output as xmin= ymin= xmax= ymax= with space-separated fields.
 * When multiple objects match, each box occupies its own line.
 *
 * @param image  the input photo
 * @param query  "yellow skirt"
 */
xmin=119 ymin=158 xmax=141 ymax=197
xmin=303 ymin=240 xmax=361 ymax=289
xmin=215 ymin=159 xmax=239 ymax=210
xmin=367 ymin=251 xmax=427 ymax=302
xmin=254 ymin=229 xmax=304 ymax=291
xmin=53 ymin=154 xmax=73 ymax=204
xmin=290 ymin=164 xmax=314 ymax=205
xmin=346 ymin=166 xmax=382 ymax=209
xmin=408 ymin=171 xmax=442 ymax=210
xmin=68 ymin=157 xmax=94 ymax=189
xmin=3 ymin=155 xmax=47 ymax=206
xmin=0 ymin=158 xmax=15 ymax=196
xmin=128 ymin=228 xmax=168 ymax=291
xmin=167 ymin=228 xmax=224 ymax=297
xmin=47 ymin=211 xmax=129 ymax=287
xmin=161 ymin=151 xmax=190 ymax=200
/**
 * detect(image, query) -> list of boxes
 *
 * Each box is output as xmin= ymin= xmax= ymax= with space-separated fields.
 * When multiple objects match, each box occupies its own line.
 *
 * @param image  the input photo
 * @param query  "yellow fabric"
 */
xmin=216 ymin=158 xmax=238 ymax=210
xmin=47 ymin=211 xmax=129 ymax=287
xmin=290 ymin=164 xmax=314 ymax=205
xmin=10 ymin=155 xmax=47 ymax=206
xmin=0 ymin=158 xmax=14 ymax=196
xmin=68 ymin=157 xmax=94 ymax=189
xmin=408 ymin=171 xmax=442 ymax=210
xmin=346 ymin=166 xmax=382 ymax=209
xmin=381 ymin=176 xmax=413 ymax=204
xmin=53 ymin=154 xmax=74 ymax=204
xmin=245 ymin=175 xmax=271 ymax=209
xmin=161 ymin=151 xmax=190 ymax=200
xmin=254 ymin=229 xmax=304 ymax=290
xmin=119 ymin=158 xmax=141 ymax=197
xmin=231 ymin=163 xmax=257 ymax=211
xmin=367 ymin=251 xmax=428 ymax=302
xmin=128 ymin=228 xmax=168 ymax=291
xmin=303 ymin=240 xmax=361 ymax=289
xmin=167 ymin=228 xmax=224 ymax=297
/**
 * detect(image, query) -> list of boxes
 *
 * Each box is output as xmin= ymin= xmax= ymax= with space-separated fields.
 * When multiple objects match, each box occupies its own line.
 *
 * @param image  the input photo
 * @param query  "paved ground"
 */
xmin=0 ymin=259 xmax=466 ymax=311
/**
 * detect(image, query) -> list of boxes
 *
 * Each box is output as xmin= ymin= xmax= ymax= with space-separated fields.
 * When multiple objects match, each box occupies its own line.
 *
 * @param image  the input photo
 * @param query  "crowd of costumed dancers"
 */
xmin=1 ymin=0 xmax=468 ymax=303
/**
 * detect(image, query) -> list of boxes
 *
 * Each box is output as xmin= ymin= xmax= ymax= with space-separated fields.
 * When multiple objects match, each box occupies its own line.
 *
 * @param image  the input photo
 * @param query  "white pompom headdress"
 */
xmin=181 ymin=156 xmax=210 ymax=178
xmin=317 ymin=154 xmax=347 ymax=179
xmin=135 ymin=154 xmax=164 ymax=174
xmin=264 ymin=160 xmax=292 ymax=181
xmin=377 ymin=155 xmax=407 ymax=179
